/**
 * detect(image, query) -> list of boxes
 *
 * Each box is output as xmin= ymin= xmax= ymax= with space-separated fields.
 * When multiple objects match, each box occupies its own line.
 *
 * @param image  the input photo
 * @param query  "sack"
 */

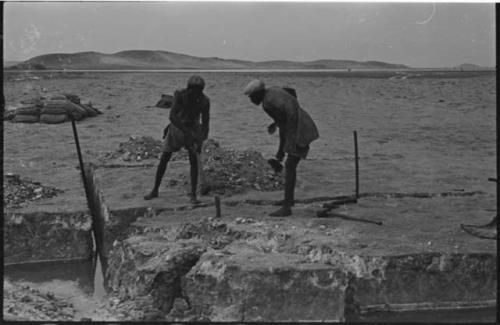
xmin=15 ymin=106 xmax=41 ymax=116
xmin=20 ymin=97 xmax=43 ymax=106
xmin=41 ymin=106 xmax=67 ymax=115
xmin=40 ymin=113 xmax=68 ymax=124
xmin=13 ymin=114 xmax=39 ymax=123
xmin=65 ymin=101 xmax=88 ymax=120
xmin=80 ymin=104 xmax=99 ymax=117
xmin=42 ymin=99 xmax=87 ymax=120
xmin=43 ymin=99 xmax=69 ymax=108
xmin=65 ymin=93 xmax=81 ymax=104
xmin=47 ymin=94 xmax=67 ymax=100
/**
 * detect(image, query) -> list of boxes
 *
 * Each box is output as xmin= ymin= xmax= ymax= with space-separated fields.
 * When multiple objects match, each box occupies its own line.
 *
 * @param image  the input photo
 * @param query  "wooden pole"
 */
xmin=215 ymin=196 xmax=221 ymax=218
xmin=70 ymin=117 xmax=88 ymax=194
xmin=354 ymin=130 xmax=359 ymax=199
xmin=70 ymin=117 xmax=101 ymax=253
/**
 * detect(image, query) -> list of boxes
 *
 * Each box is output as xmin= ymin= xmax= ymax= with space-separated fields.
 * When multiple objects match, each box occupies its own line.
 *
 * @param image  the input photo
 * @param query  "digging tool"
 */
xmin=354 ymin=130 xmax=359 ymax=199
xmin=215 ymin=196 xmax=221 ymax=218
xmin=322 ymin=196 xmax=358 ymax=209
xmin=192 ymin=141 xmax=210 ymax=195
xmin=315 ymin=195 xmax=358 ymax=215
xmin=316 ymin=210 xmax=383 ymax=226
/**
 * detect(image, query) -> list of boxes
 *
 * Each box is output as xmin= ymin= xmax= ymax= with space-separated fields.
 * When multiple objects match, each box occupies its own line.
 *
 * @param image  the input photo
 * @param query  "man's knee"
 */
xmin=285 ymin=155 xmax=300 ymax=170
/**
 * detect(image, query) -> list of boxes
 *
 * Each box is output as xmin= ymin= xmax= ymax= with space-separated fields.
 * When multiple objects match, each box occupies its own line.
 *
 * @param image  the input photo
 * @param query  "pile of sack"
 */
xmin=5 ymin=93 xmax=103 ymax=124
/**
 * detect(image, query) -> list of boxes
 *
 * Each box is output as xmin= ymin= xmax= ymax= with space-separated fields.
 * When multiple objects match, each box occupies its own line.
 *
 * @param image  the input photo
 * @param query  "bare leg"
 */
xmin=144 ymin=151 xmax=172 ymax=200
xmin=269 ymin=155 xmax=300 ymax=217
xmin=187 ymin=148 xmax=200 ymax=204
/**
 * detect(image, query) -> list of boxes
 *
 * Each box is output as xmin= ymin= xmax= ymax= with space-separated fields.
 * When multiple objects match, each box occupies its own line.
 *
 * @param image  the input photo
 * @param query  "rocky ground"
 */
xmin=3 ymin=173 xmax=64 ymax=209
xmin=3 ymin=71 xmax=495 ymax=321
xmin=3 ymin=280 xmax=76 ymax=321
xmin=99 ymin=137 xmax=284 ymax=195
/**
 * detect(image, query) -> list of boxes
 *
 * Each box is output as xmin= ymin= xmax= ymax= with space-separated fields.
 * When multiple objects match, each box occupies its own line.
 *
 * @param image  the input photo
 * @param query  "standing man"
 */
xmin=144 ymin=75 xmax=209 ymax=204
xmin=244 ymin=79 xmax=319 ymax=217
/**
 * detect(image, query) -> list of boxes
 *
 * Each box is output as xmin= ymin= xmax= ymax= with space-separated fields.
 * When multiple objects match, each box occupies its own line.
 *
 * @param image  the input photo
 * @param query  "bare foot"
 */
xmin=269 ymin=206 xmax=292 ymax=217
xmin=189 ymin=195 xmax=201 ymax=205
xmin=144 ymin=191 xmax=158 ymax=200
xmin=200 ymin=185 xmax=211 ymax=195
xmin=272 ymin=200 xmax=294 ymax=207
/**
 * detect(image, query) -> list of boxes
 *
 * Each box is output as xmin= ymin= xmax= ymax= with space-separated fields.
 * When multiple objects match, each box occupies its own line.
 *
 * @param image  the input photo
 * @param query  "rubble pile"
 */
xmin=3 ymin=280 xmax=75 ymax=321
xmin=101 ymin=136 xmax=188 ymax=163
xmin=3 ymin=173 xmax=64 ymax=209
xmin=173 ymin=139 xmax=285 ymax=195
xmin=102 ymin=137 xmax=284 ymax=195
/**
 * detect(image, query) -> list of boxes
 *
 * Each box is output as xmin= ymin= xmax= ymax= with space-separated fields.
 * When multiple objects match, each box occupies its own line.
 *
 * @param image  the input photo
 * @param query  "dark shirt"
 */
xmin=169 ymin=88 xmax=210 ymax=138
xmin=262 ymin=87 xmax=319 ymax=155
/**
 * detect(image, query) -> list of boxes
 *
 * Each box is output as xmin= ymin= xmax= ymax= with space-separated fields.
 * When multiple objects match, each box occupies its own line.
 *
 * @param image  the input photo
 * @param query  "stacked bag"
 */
xmin=12 ymin=104 xmax=41 ymax=123
xmin=8 ymin=93 xmax=102 ymax=124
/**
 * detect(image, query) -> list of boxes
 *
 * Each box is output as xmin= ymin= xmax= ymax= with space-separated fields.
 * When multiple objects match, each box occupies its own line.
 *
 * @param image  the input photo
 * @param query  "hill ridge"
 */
xmin=8 ymin=50 xmax=411 ymax=70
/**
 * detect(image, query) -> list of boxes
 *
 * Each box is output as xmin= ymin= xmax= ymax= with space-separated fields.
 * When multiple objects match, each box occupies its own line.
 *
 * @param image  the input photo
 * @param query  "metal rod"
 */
xmin=215 ymin=196 xmax=221 ymax=218
xmin=70 ymin=117 xmax=87 ymax=188
xmin=70 ymin=117 xmax=100 ymax=250
xmin=354 ymin=130 xmax=359 ymax=199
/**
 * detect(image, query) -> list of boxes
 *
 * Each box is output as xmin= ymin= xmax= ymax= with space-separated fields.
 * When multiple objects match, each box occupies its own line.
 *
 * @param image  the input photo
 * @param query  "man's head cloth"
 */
xmin=243 ymin=79 xmax=265 ymax=96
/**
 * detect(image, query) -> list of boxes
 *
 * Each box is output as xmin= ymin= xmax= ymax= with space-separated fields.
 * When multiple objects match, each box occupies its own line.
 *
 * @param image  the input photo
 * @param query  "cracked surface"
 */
xmin=102 ymin=195 xmax=496 ymax=321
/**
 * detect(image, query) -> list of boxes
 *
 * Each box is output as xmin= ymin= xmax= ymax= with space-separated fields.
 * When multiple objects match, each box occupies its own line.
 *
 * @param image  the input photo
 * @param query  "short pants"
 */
xmin=162 ymin=123 xmax=203 ymax=153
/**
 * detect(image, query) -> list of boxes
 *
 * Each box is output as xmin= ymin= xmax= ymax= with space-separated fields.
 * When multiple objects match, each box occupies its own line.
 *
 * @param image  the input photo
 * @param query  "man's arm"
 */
xmin=201 ymin=99 xmax=210 ymax=140
xmin=263 ymin=103 xmax=286 ymax=161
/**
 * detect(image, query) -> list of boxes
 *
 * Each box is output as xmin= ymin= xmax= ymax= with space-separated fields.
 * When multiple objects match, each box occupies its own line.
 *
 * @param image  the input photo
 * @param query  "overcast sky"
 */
xmin=3 ymin=1 xmax=495 ymax=68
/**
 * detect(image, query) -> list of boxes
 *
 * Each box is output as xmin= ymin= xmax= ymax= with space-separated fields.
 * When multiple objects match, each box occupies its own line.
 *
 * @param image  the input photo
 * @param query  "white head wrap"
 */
xmin=243 ymin=79 xmax=265 ymax=96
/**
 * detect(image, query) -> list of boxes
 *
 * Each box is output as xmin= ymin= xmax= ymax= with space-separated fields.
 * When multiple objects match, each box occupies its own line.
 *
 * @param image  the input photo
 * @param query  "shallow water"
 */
xmin=4 ymin=257 xmax=107 ymax=301
xmin=349 ymin=307 xmax=497 ymax=323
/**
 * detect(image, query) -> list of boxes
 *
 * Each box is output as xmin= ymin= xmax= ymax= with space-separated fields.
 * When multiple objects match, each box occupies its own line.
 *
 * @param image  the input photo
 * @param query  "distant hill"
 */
xmin=6 ymin=50 xmax=410 ymax=70
xmin=4 ymin=60 xmax=20 ymax=68
xmin=455 ymin=63 xmax=490 ymax=71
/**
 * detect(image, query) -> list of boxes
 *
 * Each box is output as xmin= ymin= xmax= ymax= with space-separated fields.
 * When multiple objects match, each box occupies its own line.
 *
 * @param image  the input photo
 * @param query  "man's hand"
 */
xmin=276 ymin=150 xmax=285 ymax=162
xmin=267 ymin=122 xmax=277 ymax=135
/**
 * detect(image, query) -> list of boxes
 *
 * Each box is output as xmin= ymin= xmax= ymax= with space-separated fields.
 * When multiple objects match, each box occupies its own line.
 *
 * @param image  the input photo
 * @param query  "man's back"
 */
xmin=262 ymin=86 xmax=319 ymax=147
xmin=170 ymin=88 xmax=209 ymax=126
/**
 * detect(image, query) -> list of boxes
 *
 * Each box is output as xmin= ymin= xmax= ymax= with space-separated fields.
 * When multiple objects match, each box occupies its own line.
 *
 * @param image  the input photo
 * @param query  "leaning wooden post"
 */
xmin=354 ymin=130 xmax=359 ymax=199
xmin=215 ymin=196 xmax=221 ymax=218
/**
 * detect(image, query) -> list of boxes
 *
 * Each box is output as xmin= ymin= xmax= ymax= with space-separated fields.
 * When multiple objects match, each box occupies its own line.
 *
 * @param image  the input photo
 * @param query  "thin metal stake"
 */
xmin=215 ymin=196 xmax=221 ymax=218
xmin=354 ymin=130 xmax=359 ymax=199
xmin=70 ymin=117 xmax=88 ymax=190
xmin=70 ymin=117 xmax=100 ymax=252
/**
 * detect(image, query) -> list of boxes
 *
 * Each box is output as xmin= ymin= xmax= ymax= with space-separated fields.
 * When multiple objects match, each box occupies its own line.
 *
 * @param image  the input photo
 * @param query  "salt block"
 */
xmin=184 ymin=244 xmax=348 ymax=322
xmin=348 ymin=253 xmax=497 ymax=308
xmin=4 ymin=211 xmax=93 ymax=264
xmin=106 ymin=235 xmax=206 ymax=312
